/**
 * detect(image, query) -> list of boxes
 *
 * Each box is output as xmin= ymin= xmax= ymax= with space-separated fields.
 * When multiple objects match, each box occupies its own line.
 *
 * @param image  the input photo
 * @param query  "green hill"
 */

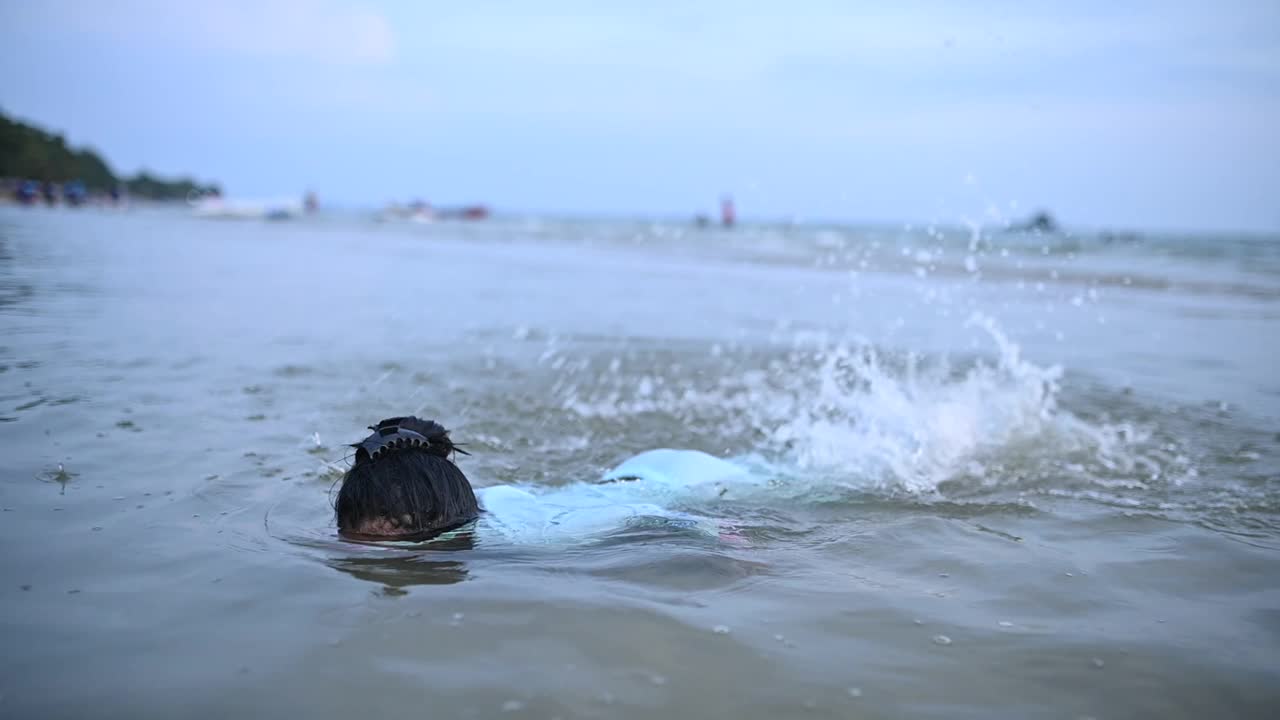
xmin=0 ymin=110 xmax=220 ymax=199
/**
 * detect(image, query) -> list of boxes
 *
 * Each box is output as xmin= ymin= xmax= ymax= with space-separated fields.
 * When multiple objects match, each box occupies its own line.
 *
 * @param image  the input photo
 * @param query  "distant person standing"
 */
xmin=720 ymin=195 xmax=736 ymax=228
xmin=15 ymin=180 xmax=39 ymax=205
xmin=63 ymin=180 xmax=87 ymax=206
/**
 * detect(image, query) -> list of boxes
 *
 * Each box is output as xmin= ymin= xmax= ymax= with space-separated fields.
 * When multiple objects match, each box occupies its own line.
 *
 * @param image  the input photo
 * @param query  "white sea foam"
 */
xmin=556 ymin=315 xmax=1175 ymax=500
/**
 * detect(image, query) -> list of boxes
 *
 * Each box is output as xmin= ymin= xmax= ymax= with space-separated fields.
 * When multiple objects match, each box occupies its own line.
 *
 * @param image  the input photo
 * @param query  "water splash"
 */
xmin=758 ymin=314 xmax=1060 ymax=493
xmin=552 ymin=316 xmax=1190 ymax=504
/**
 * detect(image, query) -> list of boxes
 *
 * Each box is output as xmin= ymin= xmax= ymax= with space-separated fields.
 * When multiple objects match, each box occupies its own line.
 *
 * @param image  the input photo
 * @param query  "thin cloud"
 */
xmin=8 ymin=0 xmax=396 ymax=65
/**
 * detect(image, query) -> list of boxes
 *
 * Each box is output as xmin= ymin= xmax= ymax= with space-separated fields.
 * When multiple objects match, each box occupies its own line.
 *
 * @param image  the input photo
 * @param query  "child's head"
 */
xmin=335 ymin=416 xmax=479 ymax=540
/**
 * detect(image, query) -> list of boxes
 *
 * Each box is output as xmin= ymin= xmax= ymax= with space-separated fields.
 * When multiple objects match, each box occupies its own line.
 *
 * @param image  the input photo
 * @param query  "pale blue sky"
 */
xmin=2 ymin=1 xmax=1277 ymax=231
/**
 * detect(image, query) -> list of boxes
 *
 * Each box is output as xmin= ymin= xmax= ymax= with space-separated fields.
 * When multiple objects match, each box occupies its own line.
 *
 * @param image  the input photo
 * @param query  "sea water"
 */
xmin=1 ymin=207 xmax=1277 ymax=718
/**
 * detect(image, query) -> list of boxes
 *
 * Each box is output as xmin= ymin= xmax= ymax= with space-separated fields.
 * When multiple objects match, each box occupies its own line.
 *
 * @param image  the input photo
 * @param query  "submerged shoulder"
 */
xmin=477 ymin=484 xmax=537 ymax=499
xmin=476 ymin=484 xmax=538 ymax=510
xmin=602 ymin=449 xmax=746 ymax=486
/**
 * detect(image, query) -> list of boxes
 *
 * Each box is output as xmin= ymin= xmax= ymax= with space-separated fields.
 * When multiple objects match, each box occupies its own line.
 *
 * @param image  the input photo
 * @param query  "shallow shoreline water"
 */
xmin=1 ymin=207 xmax=1278 ymax=718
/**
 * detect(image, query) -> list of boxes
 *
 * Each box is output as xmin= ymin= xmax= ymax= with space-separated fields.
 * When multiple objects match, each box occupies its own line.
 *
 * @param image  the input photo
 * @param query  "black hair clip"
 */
xmin=351 ymin=416 xmax=468 ymax=464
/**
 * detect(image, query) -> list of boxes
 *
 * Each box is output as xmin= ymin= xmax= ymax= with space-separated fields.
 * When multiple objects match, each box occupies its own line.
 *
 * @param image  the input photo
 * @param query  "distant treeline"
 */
xmin=0 ymin=110 xmax=220 ymax=200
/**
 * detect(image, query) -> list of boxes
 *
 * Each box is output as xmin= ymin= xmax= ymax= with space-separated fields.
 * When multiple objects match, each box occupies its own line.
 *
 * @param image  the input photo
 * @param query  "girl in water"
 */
xmin=335 ymin=416 xmax=749 ymax=544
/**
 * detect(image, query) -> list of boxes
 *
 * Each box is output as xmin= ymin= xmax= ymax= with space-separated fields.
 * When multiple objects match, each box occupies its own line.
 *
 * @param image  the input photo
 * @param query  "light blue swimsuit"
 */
xmin=473 ymin=449 xmax=749 ymax=544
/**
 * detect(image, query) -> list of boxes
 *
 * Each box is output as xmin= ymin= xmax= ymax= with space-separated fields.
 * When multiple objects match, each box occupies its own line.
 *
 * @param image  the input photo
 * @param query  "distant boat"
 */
xmin=376 ymin=200 xmax=489 ymax=223
xmin=1005 ymin=210 xmax=1059 ymax=235
xmin=190 ymin=193 xmax=307 ymax=221
xmin=377 ymin=200 xmax=434 ymax=224
xmin=438 ymin=205 xmax=489 ymax=221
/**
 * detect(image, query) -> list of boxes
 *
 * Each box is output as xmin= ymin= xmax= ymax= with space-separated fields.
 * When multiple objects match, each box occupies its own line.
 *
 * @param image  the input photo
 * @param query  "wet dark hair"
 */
xmin=335 ymin=417 xmax=479 ymax=540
